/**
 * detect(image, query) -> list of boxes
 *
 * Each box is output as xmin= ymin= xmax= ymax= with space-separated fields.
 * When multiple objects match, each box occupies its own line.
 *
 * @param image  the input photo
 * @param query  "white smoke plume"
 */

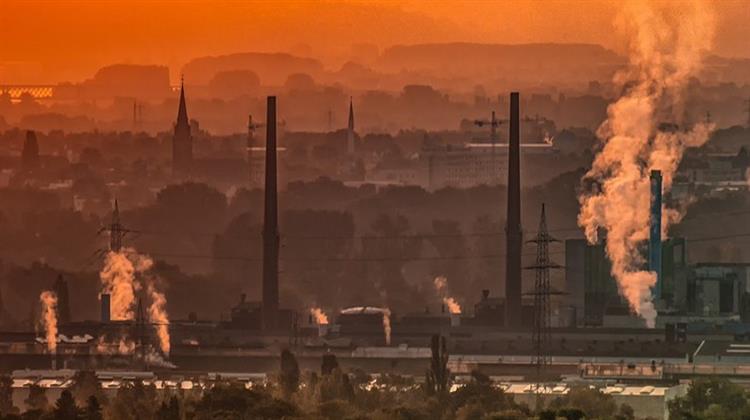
xmin=145 ymin=350 xmax=177 ymax=369
xmin=433 ymin=276 xmax=462 ymax=314
xmin=147 ymin=281 xmax=170 ymax=355
xmin=578 ymin=1 xmax=715 ymax=327
xmin=382 ymin=308 xmax=392 ymax=346
xmin=309 ymin=307 xmax=329 ymax=325
xmin=99 ymin=248 xmax=152 ymax=320
xmin=39 ymin=291 xmax=58 ymax=353
xmin=100 ymin=248 xmax=171 ymax=355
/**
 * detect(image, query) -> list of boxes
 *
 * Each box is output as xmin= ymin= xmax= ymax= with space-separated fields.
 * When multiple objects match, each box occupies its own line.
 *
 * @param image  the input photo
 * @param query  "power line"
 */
xmin=125 ymin=249 xmax=566 ymax=263
xmin=125 ymin=226 xmax=585 ymax=241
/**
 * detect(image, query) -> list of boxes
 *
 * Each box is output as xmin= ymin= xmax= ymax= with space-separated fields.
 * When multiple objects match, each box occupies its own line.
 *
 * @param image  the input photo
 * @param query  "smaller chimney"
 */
xmin=100 ymin=294 xmax=111 ymax=323
xmin=649 ymin=170 xmax=663 ymax=300
xmin=482 ymin=289 xmax=490 ymax=301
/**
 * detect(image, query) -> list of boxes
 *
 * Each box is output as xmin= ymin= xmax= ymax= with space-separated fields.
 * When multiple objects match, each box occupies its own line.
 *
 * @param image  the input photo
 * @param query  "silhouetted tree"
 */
xmin=83 ymin=396 xmax=103 ymax=420
xmin=25 ymin=384 xmax=49 ymax=412
xmin=280 ymin=349 xmax=300 ymax=398
xmin=156 ymin=396 xmax=180 ymax=420
xmin=321 ymin=354 xmax=339 ymax=376
xmin=548 ymin=386 xmax=617 ymax=419
xmin=193 ymin=384 xmax=298 ymax=419
xmin=0 ymin=375 xmax=17 ymax=416
xmin=668 ymin=377 xmax=750 ymax=420
xmin=425 ymin=334 xmax=450 ymax=396
xmin=53 ymin=390 xmax=79 ymax=420
xmin=70 ymin=370 xmax=105 ymax=407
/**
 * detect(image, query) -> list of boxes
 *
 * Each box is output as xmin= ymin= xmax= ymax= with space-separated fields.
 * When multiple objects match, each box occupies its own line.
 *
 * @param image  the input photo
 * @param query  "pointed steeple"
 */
xmin=173 ymin=75 xmax=193 ymax=175
xmin=346 ymin=97 xmax=355 ymax=154
xmin=176 ymin=76 xmax=189 ymax=127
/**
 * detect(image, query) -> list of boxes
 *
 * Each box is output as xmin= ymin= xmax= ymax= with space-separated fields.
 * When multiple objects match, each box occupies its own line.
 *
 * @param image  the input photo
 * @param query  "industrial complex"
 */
xmin=1 ymin=85 xmax=749 ymax=418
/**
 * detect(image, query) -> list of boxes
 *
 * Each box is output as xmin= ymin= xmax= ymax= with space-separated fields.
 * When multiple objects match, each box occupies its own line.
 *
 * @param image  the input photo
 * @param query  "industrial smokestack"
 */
xmin=101 ymin=293 xmax=110 ymax=323
xmin=262 ymin=96 xmax=280 ymax=331
xmin=505 ymin=92 xmax=522 ymax=328
xmin=649 ymin=170 xmax=663 ymax=300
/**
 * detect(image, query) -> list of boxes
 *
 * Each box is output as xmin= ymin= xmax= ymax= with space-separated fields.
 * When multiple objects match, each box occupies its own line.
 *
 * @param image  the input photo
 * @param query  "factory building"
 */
xmin=564 ymin=236 xmax=750 ymax=327
xmin=366 ymin=141 xmax=556 ymax=191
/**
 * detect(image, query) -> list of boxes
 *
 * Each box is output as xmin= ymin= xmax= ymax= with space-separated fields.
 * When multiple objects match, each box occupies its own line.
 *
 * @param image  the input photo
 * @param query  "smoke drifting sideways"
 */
xmin=99 ymin=248 xmax=171 ymax=355
xmin=578 ymin=1 xmax=715 ymax=327
xmin=433 ymin=276 xmax=462 ymax=314
xmin=39 ymin=291 xmax=58 ymax=353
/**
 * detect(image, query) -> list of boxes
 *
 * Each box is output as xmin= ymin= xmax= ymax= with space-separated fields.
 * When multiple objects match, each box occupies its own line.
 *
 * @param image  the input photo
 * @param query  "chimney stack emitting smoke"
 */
xmin=505 ymin=92 xmax=522 ymax=328
xmin=649 ymin=170 xmax=663 ymax=300
xmin=262 ymin=96 xmax=280 ymax=331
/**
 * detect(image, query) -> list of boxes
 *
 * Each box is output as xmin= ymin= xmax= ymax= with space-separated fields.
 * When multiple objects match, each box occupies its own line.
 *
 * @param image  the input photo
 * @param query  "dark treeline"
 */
xmin=0 ymin=171 xmax=583 ymax=325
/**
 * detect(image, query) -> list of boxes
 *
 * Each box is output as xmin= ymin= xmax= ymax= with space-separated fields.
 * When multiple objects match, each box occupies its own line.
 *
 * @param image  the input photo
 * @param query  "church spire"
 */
xmin=172 ymin=75 xmax=193 ymax=175
xmin=346 ymin=97 xmax=355 ymax=154
xmin=176 ymin=75 xmax=189 ymax=127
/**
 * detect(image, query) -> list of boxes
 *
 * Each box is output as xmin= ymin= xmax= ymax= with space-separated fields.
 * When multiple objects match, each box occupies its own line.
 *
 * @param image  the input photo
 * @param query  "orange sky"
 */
xmin=1 ymin=0 xmax=748 ymax=84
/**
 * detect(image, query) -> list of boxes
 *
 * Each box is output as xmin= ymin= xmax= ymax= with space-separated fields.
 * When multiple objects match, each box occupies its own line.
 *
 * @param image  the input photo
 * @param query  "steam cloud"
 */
xmin=99 ymin=248 xmax=171 ymax=355
xmin=578 ymin=1 xmax=715 ymax=327
xmin=39 ymin=291 xmax=58 ymax=353
xmin=433 ymin=276 xmax=462 ymax=314
xmin=99 ymin=249 xmax=152 ymax=320
xmin=382 ymin=308 xmax=392 ymax=346
xmin=147 ymin=281 xmax=171 ymax=355
xmin=309 ymin=307 xmax=329 ymax=325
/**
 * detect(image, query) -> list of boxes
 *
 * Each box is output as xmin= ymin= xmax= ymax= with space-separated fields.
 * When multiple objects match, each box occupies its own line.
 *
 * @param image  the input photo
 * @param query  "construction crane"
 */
xmin=473 ymin=110 xmax=505 ymax=145
xmin=247 ymin=113 xmax=287 ymax=187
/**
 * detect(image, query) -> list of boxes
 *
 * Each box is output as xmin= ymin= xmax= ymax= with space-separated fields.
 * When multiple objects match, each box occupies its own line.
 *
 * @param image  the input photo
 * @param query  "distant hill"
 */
xmin=375 ymin=43 xmax=626 ymax=89
xmin=182 ymin=52 xmax=325 ymax=86
xmin=378 ymin=42 xmax=624 ymax=70
xmin=79 ymin=64 xmax=171 ymax=99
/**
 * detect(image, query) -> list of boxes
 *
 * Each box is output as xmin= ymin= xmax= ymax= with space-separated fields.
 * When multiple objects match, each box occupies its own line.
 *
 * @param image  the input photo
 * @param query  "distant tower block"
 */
xmin=172 ymin=77 xmax=193 ymax=175
xmin=347 ymin=97 xmax=355 ymax=154
xmin=53 ymin=275 xmax=70 ymax=325
xmin=505 ymin=92 xmax=523 ymax=328
xmin=101 ymin=293 xmax=111 ymax=323
xmin=21 ymin=130 xmax=40 ymax=170
xmin=649 ymin=170 xmax=663 ymax=300
xmin=262 ymin=96 xmax=280 ymax=331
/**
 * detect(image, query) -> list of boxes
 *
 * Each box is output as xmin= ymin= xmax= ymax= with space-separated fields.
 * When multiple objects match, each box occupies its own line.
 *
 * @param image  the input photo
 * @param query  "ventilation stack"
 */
xmin=649 ymin=170 xmax=663 ymax=300
xmin=262 ymin=96 xmax=280 ymax=331
xmin=505 ymin=92 xmax=522 ymax=328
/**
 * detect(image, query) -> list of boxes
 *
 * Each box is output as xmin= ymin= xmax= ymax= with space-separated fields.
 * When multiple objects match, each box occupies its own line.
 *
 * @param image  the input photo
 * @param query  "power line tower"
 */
xmin=98 ymin=200 xmax=129 ymax=253
xmin=524 ymin=203 xmax=562 ymax=385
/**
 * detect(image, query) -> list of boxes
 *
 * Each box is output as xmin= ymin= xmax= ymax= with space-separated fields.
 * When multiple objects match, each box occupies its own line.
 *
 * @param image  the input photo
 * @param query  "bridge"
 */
xmin=0 ymin=85 xmax=56 ymax=101
xmin=1 ymin=85 xmax=181 ymax=102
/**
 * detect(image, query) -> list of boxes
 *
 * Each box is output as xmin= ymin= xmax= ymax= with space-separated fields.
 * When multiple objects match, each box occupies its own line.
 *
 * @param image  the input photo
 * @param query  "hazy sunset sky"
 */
xmin=1 ymin=0 xmax=748 ymax=83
